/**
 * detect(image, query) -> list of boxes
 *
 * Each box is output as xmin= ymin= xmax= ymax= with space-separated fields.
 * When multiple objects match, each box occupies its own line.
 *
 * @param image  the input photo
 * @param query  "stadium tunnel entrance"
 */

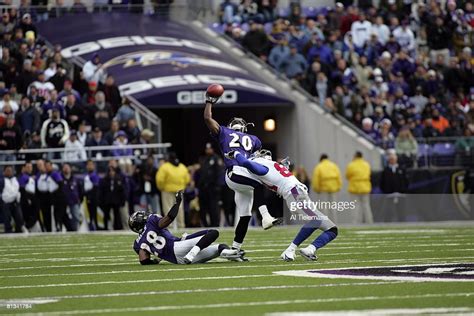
xmin=154 ymin=106 xmax=293 ymax=165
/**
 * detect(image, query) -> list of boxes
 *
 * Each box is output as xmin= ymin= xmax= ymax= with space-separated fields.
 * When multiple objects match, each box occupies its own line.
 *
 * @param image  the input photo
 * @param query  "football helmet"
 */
xmin=252 ymin=149 xmax=272 ymax=160
xmin=128 ymin=210 xmax=149 ymax=234
xmin=228 ymin=117 xmax=254 ymax=133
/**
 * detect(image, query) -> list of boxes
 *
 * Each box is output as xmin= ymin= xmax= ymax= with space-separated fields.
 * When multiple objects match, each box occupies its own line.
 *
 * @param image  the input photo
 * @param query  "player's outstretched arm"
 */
xmin=158 ymin=191 xmax=183 ymax=229
xmin=204 ymin=93 xmax=220 ymax=135
xmin=226 ymin=151 xmax=269 ymax=176
xmin=138 ymin=249 xmax=160 ymax=265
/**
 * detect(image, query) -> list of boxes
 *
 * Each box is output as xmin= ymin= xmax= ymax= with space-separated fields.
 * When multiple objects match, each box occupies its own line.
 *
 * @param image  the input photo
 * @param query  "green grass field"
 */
xmin=0 ymin=224 xmax=473 ymax=315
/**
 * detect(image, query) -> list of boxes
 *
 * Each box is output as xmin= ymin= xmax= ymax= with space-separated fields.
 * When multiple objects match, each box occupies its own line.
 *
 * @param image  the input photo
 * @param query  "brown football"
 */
xmin=206 ymin=84 xmax=224 ymax=97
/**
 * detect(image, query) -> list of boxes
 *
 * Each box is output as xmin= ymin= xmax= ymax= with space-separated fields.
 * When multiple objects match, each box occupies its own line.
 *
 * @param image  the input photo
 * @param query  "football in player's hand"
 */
xmin=206 ymin=84 xmax=224 ymax=98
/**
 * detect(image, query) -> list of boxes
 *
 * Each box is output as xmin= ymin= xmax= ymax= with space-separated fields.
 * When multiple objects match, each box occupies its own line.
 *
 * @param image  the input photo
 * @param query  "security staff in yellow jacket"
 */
xmin=312 ymin=154 xmax=342 ymax=221
xmin=345 ymin=151 xmax=373 ymax=224
xmin=156 ymin=152 xmax=190 ymax=229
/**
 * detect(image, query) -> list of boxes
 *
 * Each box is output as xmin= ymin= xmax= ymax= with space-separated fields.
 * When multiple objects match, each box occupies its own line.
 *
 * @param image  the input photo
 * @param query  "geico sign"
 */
xmin=119 ymin=75 xmax=277 ymax=95
xmin=61 ymin=36 xmax=221 ymax=58
xmin=177 ymin=90 xmax=237 ymax=105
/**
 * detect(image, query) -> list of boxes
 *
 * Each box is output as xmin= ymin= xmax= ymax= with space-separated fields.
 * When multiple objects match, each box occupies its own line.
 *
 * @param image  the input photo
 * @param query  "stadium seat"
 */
xmin=417 ymin=143 xmax=432 ymax=167
xmin=431 ymin=143 xmax=456 ymax=166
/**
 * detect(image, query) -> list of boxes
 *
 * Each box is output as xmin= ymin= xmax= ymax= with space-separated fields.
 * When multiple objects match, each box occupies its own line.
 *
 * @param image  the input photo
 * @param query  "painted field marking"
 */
xmin=1 ymin=259 xmax=473 ymax=281
xmin=273 ymin=262 xmax=474 ymax=282
xmin=1 ymin=237 xmax=472 ymax=252
xmin=266 ymin=307 xmax=474 ymax=315
xmin=6 ymin=281 xmax=404 ymax=301
xmin=5 ymin=292 xmax=474 ymax=315
xmin=0 ymin=274 xmax=273 ymax=290
xmin=3 ymin=246 xmax=474 ymax=260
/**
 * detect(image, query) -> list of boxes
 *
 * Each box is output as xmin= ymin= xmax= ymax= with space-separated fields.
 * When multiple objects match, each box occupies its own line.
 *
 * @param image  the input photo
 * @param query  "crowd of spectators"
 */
xmin=0 ymin=2 xmax=168 ymax=233
xmin=0 ymin=3 xmax=158 ymax=169
xmin=219 ymin=0 xmax=474 ymax=166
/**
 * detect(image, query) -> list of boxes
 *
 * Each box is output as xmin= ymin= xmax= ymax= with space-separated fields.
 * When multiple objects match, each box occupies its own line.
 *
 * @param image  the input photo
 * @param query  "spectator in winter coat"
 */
xmin=156 ymin=152 xmax=190 ymax=229
xmin=82 ymin=53 xmax=106 ymax=84
xmin=86 ymin=127 xmax=109 ymax=160
xmin=40 ymin=106 xmax=70 ymax=158
xmin=345 ymin=151 xmax=373 ymax=224
xmin=91 ymin=91 xmax=112 ymax=132
xmin=63 ymin=130 xmax=87 ymax=163
xmin=18 ymin=162 xmax=38 ymax=230
xmin=100 ymin=75 xmax=121 ymax=113
xmin=281 ymin=45 xmax=308 ymax=78
xmin=99 ymin=166 xmax=126 ymax=230
xmin=16 ymin=97 xmax=40 ymax=135
xmin=84 ymin=160 xmax=101 ymax=230
xmin=61 ymin=163 xmax=82 ymax=231
xmin=45 ymin=160 xmax=71 ymax=232
xmin=114 ymin=98 xmax=135 ymax=127
xmin=0 ymin=115 xmax=22 ymax=160
xmin=1 ymin=165 xmax=25 ymax=233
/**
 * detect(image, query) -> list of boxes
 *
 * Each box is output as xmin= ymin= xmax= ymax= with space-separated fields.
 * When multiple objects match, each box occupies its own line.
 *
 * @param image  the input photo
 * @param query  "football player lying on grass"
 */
xmin=129 ymin=191 xmax=243 ymax=264
xmin=225 ymin=150 xmax=338 ymax=261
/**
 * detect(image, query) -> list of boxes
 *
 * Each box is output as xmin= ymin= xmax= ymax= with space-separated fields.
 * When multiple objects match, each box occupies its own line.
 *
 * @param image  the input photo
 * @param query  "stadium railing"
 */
xmin=0 ymin=142 xmax=172 ymax=166
xmin=416 ymin=136 xmax=474 ymax=169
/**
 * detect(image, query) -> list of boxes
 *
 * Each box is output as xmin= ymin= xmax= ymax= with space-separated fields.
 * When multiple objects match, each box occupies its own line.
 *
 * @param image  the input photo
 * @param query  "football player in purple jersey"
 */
xmin=204 ymin=90 xmax=282 ymax=257
xmin=130 ymin=191 xmax=242 ymax=265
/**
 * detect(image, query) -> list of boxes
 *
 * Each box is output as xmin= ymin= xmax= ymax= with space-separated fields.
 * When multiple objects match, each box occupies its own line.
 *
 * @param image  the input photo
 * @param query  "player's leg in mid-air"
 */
xmin=280 ymin=185 xmax=338 ymax=261
xmin=174 ymin=229 xmax=242 ymax=264
xmin=224 ymin=166 xmax=281 ymax=258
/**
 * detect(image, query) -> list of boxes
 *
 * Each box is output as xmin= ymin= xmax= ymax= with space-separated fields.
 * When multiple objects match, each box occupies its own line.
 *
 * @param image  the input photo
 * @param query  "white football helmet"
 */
xmin=228 ymin=117 xmax=254 ymax=133
xmin=252 ymin=149 xmax=273 ymax=160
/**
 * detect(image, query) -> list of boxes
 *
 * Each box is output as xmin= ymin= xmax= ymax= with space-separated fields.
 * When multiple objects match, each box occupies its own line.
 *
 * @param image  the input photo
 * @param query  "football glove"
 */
xmin=205 ymin=92 xmax=220 ymax=104
xmin=175 ymin=190 xmax=183 ymax=205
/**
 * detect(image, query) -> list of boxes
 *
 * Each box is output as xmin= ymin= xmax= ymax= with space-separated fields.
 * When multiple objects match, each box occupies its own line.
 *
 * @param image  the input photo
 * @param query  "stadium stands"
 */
xmin=214 ymin=0 xmax=474 ymax=168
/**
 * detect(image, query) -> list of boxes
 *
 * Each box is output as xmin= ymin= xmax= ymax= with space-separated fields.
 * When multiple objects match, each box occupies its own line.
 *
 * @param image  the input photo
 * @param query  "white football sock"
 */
xmin=232 ymin=241 xmax=242 ymax=250
xmin=258 ymin=205 xmax=270 ymax=217
xmin=287 ymin=243 xmax=297 ymax=251
xmin=188 ymin=246 xmax=200 ymax=257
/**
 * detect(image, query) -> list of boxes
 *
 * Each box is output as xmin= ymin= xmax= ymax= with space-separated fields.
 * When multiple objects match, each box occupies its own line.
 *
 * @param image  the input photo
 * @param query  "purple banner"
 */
xmin=38 ymin=13 xmax=293 ymax=109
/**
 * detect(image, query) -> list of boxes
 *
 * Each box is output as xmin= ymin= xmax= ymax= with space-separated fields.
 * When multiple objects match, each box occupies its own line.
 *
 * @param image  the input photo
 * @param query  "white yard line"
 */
xmin=0 ymin=274 xmax=274 ymax=290
xmin=1 ymin=238 xmax=472 ymax=252
xmin=3 ymin=246 xmax=474 ymax=259
xmin=6 ymin=292 xmax=474 ymax=315
xmin=5 ymin=281 xmax=404 ymax=301
xmin=0 ymin=243 xmax=471 ymax=264
xmin=1 ymin=258 xmax=473 ymax=280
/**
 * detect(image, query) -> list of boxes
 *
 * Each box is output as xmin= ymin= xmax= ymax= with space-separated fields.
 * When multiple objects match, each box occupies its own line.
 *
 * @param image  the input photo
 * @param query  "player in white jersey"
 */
xmin=225 ymin=149 xmax=338 ymax=261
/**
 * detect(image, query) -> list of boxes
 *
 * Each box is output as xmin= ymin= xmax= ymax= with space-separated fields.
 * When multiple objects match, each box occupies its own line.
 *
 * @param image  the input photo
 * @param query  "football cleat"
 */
xmin=220 ymin=248 xmax=241 ymax=261
xmin=299 ymin=247 xmax=318 ymax=261
xmin=281 ymin=249 xmax=296 ymax=261
xmin=229 ymin=248 xmax=249 ymax=262
xmin=262 ymin=215 xmax=283 ymax=230
xmin=183 ymin=252 xmax=195 ymax=264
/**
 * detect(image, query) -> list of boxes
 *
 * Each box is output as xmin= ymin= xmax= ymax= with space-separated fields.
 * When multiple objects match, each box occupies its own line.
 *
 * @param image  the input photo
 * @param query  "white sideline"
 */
xmin=5 ymin=292 xmax=474 ymax=316
xmin=7 ymin=281 xmax=404 ymax=301
xmin=0 ymin=274 xmax=273 ymax=290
